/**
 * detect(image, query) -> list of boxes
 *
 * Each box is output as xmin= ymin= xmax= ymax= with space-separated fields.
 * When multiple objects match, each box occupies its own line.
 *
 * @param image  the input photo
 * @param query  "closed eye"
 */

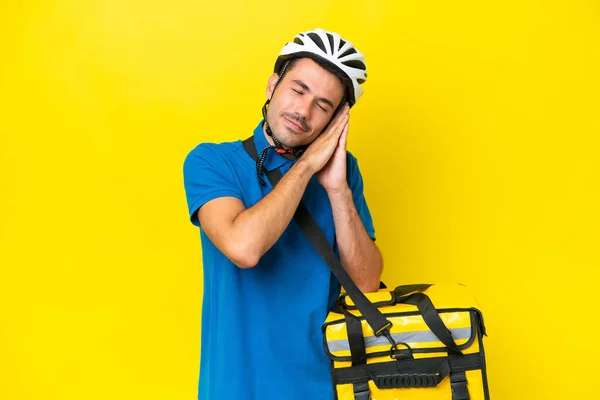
xmin=293 ymin=86 xmax=328 ymax=112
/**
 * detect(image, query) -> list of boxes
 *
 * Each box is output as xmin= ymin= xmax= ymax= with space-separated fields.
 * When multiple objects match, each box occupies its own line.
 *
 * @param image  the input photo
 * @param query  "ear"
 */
xmin=266 ymin=73 xmax=280 ymax=100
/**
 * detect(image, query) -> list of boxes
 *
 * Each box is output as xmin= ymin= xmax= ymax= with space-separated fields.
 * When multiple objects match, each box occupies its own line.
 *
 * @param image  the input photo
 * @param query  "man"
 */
xmin=183 ymin=28 xmax=383 ymax=400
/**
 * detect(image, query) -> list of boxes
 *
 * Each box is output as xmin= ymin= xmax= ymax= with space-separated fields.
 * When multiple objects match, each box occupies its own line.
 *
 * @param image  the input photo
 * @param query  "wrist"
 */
xmin=293 ymin=158 xmax=316 ymax=179
xmin=293 ymin=159 xmax=316 ymax=176
xmin=326 ymin=184 xmax=352 ymax=200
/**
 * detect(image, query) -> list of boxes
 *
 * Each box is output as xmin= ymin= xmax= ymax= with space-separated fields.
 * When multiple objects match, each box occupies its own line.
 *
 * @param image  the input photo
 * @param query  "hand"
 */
xmin=316 ymin=117 xmax=349 ymax=193
xmin=300 ymin=103 xmax=349 ymax=175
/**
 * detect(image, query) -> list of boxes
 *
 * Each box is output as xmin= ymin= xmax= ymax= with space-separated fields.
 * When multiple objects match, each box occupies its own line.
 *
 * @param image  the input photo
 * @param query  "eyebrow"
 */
xmin=292 ymin=80 xmax=335 ymax=109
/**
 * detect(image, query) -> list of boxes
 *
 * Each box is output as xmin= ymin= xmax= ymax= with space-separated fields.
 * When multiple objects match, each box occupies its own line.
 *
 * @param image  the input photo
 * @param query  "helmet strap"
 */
xmin=255 ymin=61 xmax=307 ymax=184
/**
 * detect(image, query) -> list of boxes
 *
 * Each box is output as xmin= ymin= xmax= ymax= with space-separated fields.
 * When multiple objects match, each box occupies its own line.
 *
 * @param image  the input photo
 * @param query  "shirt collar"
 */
xmin=252 ymin=120 xmax=294 ymax=171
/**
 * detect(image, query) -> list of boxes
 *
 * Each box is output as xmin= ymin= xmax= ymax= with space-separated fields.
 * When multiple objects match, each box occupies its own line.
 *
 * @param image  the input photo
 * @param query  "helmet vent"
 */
xmin=307 ymin=32 xmax=327 ymax=53
xmin=326 ymin=33 xmax=335 ymax=53
xmin=339 ymin=47 xmax=357 ymax=58
xmin=293 ymin=37 xmax=304 ymax=45
xmin=342 ymin=60 xmax=366 ymax=70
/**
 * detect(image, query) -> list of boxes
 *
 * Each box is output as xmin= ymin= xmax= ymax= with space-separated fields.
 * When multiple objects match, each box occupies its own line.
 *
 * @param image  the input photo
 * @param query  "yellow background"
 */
xmin=1 ymin=0 xmax=599 ymax=399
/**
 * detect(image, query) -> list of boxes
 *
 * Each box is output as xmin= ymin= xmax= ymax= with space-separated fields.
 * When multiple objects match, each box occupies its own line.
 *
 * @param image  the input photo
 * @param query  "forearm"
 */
xmin=230 ymin=159 xmax=313 ymax=266
xmin=328 ymin=187 xmax=383 ymax=292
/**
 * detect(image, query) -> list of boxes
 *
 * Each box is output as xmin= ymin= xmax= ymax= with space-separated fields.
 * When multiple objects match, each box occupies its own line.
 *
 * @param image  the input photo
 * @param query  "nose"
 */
xmin=294 ymin=96 xmax=312 ymax=121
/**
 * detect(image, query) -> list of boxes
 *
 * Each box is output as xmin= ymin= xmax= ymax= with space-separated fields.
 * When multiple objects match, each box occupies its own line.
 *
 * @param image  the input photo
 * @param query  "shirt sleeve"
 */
xmin=346 ymin=152 xmax=376 ymax=240
xmin=183 ymin=144 xmax=243 ymax=227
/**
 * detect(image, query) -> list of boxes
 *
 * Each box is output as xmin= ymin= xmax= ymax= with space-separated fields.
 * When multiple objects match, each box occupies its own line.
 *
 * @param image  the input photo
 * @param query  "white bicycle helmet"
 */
xmin=273 ymin=28 xmax=367 ymax=106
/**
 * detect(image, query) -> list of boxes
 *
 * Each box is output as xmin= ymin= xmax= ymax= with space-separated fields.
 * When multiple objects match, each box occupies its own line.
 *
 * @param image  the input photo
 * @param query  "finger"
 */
xmin=326 ymin=104 xmax=350 ymax=133
xmin=339 ymin=122 xmax=348 ymax=148
xmin=322 ymin=115 xmax=348 ymax=144
xmin=332 ymin=111 xmax=349 ymax=134
xmin=336 ymin=104 xmax=350 ymax=125
xmin=328 ymin=119 xmax=347 ymax=144
xmin=326 ymin=119 xmax=347 ymax=147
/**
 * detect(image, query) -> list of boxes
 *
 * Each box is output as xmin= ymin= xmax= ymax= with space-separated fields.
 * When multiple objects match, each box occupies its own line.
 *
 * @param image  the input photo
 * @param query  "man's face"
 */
xmin=265 ymin=58 xmax=346 ymax=148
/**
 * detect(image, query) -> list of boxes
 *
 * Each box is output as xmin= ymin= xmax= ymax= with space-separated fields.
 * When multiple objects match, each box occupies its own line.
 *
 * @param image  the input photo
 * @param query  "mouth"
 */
xmin=284 ymin=117 xmax=306 ymax=133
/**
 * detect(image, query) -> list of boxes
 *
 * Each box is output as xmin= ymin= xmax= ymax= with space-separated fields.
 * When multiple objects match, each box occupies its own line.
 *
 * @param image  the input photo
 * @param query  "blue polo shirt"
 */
xmin=183 ymin=120 xmax=376 ymax=400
